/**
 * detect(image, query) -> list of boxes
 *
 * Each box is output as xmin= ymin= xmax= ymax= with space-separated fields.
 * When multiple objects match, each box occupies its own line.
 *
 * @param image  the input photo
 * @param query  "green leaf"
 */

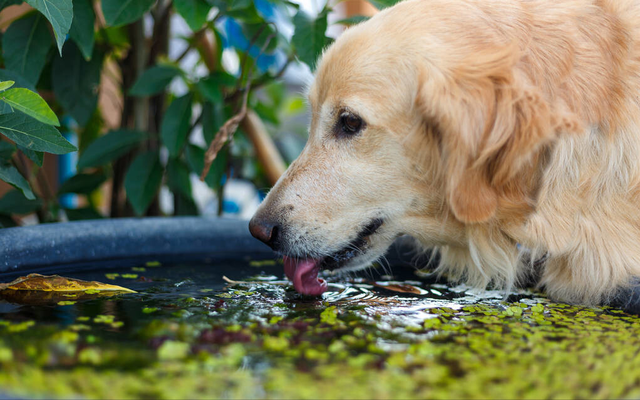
xmin=0 ymin=81 xmax=15 ymax=91
xmin=0 ymin=214 xmax=18 ymax=228
xmin=99 ymin=25 xmax=129 ymax=48
xmin=160 ymin=93 xmax=192 ymax=157
xmin=196 ymin=72 xmax=235 ymax=104
xmin=367 ymin=0 xmax=402 ymax=10
xmin=58 ymin=172 xmax=106 ymax=194
xmin=0 ymin=141 xmax=16 ymax=160
xmin=0 ymin=112 xmax=77 ymax=154
xmin=0 ymin=162 xmax=34 ymax=199
xmin=129 ymin=65 xmax=181 ymax=97
xmin=69 ymin=0 xmax=96 ymax=60
xmin=242 ymin=22 xmax=279 ymax=53
xmin=64 ymin=206 xmax=103 ymax=221
xmin=18 ymin=145 xmax=44 ymax=166
xmin=0 ymin=0 xmax=23 ymax=11
xmin=0 ymin=70 xmax=35 ymax=92
xmin=0 ymin=71 xmax=35 ymax=116
xmin=185 ymin=143 xmax=227 ymax=189
xmin=25 ymin=0 xmax=73 ymax=55
xmin=254 ymin=101 xmax=279 ymax=125
xmin=225 ymin=1 xmax=262 ymax=23
xmin=185 ymin=144 xmax=204 ymax=174
xmin=0 ymin=190 xmax=41 ymax=215
xmin=174 ymin=192 xmax=198 ymax=216
xmin=52 ymin=43 xmax=104 ymax=126
xmin=166 ymin=158 xmax=192 ymax=198
xmin=292 ymin=9 xmax=332 ymax=70
xmin=196 ymin=79 xmax=222 ymax=104
xmin=76 ymin=129 xmax=145 ymax=170
xmin=102 ymin=0 xmax=155 ymax=27
xmin=228 ymin=0 xmax=250 ymax=11
xmin=201 ymin=101 xmax=224 ymax=144
xmin=124 ymin=151 xmax=163 ymax=216
xmin=207 ymin=71 xmax=236 ymax=88
xmin=174 ymin=0 xmax=210 ymax=31
xmin=334 ymin=15 xmax=370 ymax=26
xmin=0 ymin=88 xmax=60 ymax=126
xmin=2 ymin=14 xmax=52 ymax=85
xmin=282 ymin=0 xmax=299 ymax=9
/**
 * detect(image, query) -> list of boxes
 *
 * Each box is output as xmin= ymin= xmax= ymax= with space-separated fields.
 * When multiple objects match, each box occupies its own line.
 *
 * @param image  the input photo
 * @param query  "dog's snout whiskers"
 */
xmin=360 ymin=218 xmax=384 ymax=238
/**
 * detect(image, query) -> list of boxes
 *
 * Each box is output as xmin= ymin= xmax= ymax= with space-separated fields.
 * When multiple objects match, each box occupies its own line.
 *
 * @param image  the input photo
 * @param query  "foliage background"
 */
xmin=0 ymin=0 xmax=385 ymax=227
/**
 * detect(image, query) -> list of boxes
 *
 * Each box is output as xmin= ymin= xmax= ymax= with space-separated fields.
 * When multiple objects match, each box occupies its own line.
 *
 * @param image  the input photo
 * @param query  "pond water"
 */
xmin=1 ymin=258 xmax=640 ymax=399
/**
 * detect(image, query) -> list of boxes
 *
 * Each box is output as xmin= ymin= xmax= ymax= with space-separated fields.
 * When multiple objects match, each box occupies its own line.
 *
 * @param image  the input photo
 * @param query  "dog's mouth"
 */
xmin=283 ymin=218 xmax=384 ymax=296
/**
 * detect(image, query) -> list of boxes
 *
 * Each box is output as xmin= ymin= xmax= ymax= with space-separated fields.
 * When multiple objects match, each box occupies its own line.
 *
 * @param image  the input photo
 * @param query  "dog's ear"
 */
xmin=418 ymin=45 xmax=583 ymax=223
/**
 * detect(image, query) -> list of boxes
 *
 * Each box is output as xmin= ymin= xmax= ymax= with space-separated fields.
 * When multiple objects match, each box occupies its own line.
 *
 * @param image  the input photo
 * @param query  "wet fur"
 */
xmin=253 ymin=0 xmax=640 ymax=306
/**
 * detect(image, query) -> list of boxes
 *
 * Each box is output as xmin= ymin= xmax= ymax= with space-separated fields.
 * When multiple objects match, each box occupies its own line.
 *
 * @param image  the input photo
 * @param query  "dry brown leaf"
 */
xmin=0 ymin=290 xmax=124 ymax=306
xmin=0 ymin=274 xmax=136 ymax=293
xmin=0 ymin=274 xmax=136 ymax=306
xmin=372 ymin=282 xmax=426 ymax=295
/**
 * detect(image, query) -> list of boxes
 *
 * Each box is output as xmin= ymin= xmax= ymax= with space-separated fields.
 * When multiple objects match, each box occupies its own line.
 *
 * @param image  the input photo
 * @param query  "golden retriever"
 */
xmin=249 ymin=0 xmax=640 ymax=308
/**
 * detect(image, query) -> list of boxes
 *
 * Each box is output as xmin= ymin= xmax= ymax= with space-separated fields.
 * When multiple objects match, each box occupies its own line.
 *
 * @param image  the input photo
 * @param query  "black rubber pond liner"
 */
xmin=0 ymin=217 xmax=426 ymax=278
xmin=0 ymin=217 xmax=273 ymax=276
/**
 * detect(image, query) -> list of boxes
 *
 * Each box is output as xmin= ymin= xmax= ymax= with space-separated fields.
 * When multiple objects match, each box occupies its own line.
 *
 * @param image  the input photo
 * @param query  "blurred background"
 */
xmin=0 ymin=0 xmax=382 ymax=227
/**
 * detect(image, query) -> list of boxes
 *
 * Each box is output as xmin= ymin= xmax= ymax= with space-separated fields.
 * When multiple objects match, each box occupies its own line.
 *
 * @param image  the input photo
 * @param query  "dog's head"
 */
xmin=249 ymin=1 xmax=582 ymax=295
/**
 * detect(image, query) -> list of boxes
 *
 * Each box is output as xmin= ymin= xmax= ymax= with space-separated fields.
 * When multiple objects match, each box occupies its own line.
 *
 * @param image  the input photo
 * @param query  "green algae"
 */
xmin=1 ymin=263 xmax=640 ymax=399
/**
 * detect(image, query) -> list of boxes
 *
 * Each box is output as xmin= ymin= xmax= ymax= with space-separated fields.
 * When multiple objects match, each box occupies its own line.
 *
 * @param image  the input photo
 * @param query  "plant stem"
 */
xmin=175 ymin=29 xmax=205 ymax=63
xmin=225 ymin=57 xmax=294 ymax=104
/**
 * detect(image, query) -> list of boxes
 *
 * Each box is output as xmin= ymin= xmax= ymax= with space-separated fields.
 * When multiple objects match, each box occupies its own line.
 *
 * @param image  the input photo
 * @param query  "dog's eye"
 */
xmin=339 ymin=112 xmax=363 ymax=135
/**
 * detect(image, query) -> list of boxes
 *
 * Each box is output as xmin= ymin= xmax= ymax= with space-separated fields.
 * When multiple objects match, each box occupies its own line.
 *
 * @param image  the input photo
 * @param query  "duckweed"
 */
xmin=1 ymin=261 xmax=640 ymax=399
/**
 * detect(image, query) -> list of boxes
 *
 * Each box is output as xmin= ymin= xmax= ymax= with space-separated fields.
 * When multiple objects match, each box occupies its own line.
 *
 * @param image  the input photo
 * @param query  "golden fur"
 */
xmin=252 ymin=0 xmax=640 ymax=306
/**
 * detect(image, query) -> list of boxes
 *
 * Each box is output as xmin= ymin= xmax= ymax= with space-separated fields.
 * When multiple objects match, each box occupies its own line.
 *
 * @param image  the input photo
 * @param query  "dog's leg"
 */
xmin=609 ymin=280 xmax=640 ymax=314
xmin=539 ymin=251 xmax=638 ymax=309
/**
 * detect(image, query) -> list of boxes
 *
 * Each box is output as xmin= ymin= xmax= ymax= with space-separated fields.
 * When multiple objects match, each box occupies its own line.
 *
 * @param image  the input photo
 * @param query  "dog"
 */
xmin=249 ymin=0 xmax=640 ymax=310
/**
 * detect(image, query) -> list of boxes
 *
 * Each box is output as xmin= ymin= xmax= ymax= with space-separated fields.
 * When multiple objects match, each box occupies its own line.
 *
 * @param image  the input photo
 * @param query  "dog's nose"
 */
xmin=249 ymin=216 xmax=280 ymax=250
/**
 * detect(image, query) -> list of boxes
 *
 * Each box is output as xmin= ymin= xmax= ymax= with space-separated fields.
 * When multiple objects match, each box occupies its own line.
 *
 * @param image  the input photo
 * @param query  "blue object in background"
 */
xmin=254 ymin=0 xmax=278 ymax=21
xmin=58 ymin=116 xmax=77 ymax=209
xmin=222 ymin=200 xmax=241 ymax=214
xmin=217 ymin=0 xmax=288 ymax=74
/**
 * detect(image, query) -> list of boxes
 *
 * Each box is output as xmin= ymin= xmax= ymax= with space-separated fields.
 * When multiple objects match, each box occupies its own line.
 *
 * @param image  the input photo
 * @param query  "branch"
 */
xmin=200 ymin=31 xmax=277 ymax=180
xmin=235 ymin=23 xmax=275 ymax=93
xmin=225 ymin=56 xmax=293 ymax=104
xmin=254 ymin=56 xmax=293 ymax=88
xmin=199 ymin=83 xmax=249 ymax=180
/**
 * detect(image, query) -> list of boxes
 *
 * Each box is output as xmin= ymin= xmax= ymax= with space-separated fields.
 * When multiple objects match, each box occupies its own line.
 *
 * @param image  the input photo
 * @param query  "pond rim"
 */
xmin=0 ymin=217 xmax=424 ymax=278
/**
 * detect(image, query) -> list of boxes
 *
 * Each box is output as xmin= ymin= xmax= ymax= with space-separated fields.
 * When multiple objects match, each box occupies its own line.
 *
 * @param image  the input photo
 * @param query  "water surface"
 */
xmin=1 ymin=259 xmax=639 ymax=399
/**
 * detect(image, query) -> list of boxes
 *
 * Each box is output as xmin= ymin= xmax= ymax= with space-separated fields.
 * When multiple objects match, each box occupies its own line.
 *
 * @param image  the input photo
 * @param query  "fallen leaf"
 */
xmin=0 ymin=274 xmax=136 ymax=293
xmin=0 ymin=274 xmax=136 ymax=305
xmin=372 ymin=282 xmax=426 ymax=295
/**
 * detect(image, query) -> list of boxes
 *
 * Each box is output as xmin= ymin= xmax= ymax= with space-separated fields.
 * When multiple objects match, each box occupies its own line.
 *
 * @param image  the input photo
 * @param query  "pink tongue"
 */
xmin=283 ymin=256 xmax=328 ymax=296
